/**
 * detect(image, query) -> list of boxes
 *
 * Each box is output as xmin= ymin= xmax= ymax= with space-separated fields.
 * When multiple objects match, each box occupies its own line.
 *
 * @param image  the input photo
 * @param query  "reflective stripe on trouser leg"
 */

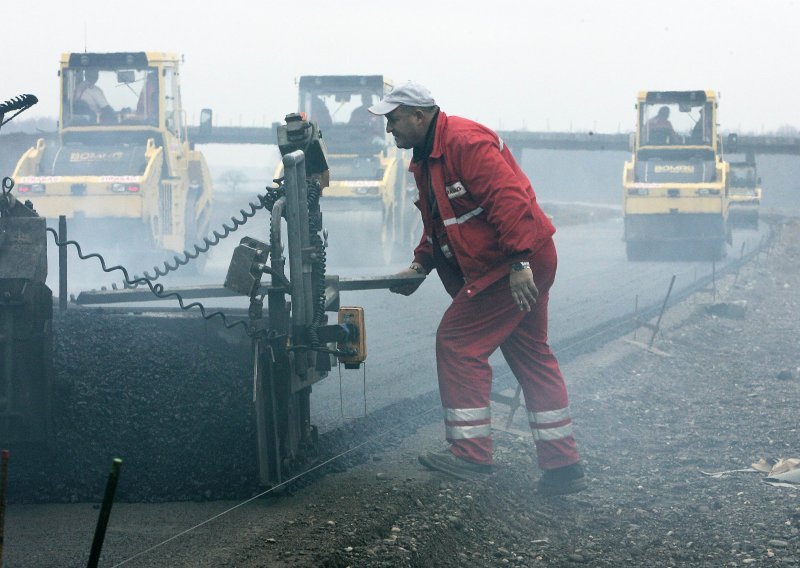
xmin=527 ymin=407 xmax=579 ymax=470
xmin=443 ymin=406 xmax=492 ymax=457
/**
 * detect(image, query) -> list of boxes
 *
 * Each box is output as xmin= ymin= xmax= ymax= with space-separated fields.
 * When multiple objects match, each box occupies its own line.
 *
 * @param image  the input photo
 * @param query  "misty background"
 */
xmin=5 ymin=0 xmax=798 ymax=211
xmin=5 ymin=0 xmax=799 ymax=134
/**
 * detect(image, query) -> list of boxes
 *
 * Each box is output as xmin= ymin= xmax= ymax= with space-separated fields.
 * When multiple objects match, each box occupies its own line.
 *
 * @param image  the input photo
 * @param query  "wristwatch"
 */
xmin=510 ymin=261 xmax=530 ymax=272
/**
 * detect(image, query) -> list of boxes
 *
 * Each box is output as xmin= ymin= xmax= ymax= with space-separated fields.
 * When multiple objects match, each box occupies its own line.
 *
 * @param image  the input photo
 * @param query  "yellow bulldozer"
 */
xmin=622 ymin=90 xmax=731 ymax=260
xmin=12 ymin=51 xmax=213 ymax=270
xmin=292 ymin=75 xmax=417 ymax=267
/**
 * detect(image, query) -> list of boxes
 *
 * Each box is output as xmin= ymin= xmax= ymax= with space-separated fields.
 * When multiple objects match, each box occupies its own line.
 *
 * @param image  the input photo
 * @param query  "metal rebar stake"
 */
xmin=711 ymin=261 xmax=717 ymax=303
xmin=649 ymin=275 xmax=676 ymax=349
xmin=87 ymin=458 xmax=123 ymax=568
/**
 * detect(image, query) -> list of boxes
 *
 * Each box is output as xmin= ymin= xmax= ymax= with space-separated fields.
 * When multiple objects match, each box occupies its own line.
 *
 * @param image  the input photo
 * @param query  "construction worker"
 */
xmin=74 ymin=69 xmax=116 ymax=123
xmin=370 ymin=82 xmax=586 ymax=495
xmin=646 ymin=105 xmax=677 ymax=144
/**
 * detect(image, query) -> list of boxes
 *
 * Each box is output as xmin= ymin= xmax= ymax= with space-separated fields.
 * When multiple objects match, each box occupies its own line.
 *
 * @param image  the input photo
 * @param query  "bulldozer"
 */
xmin=12 ymin=52 xmax=213 ymax=270
xmin=622 ymin=90 xmax=731 ymax=260
xmin=289 ymin=75 xmax=417 ymax=267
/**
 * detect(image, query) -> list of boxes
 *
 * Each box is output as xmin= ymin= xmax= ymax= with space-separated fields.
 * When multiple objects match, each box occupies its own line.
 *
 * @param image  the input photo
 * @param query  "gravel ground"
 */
xmin=4 ymin=212 xmax=800 ymax=567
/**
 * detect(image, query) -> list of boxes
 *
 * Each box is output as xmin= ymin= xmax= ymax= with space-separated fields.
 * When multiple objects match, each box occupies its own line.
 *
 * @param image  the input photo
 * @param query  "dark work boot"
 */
xmin=537 ymin=463 xmax=588 ymax=496
xmin=418 ymin=450 xmax=492 ymax=481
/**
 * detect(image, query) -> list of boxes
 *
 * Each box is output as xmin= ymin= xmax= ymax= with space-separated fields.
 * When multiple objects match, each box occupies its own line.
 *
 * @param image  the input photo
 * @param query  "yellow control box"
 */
xmin=337 ymin=307 xmax=366 ymax=368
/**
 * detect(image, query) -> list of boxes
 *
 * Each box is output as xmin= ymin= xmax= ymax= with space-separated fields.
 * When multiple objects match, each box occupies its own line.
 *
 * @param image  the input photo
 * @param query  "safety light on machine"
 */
xmin=17 ymin=184 xmax=45 ymax=194
xmin=110 ymin=183 xmax=140 ymax=193
xmin=277 ymin=113 xmax=329 ymax=176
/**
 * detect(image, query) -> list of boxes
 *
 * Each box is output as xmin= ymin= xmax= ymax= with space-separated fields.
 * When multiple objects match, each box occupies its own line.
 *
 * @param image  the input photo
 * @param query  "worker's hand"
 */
xmin=389 ymin=265 xmax=426 ymax=296
xmin=510 ymin=266 xmax=538 ymax=311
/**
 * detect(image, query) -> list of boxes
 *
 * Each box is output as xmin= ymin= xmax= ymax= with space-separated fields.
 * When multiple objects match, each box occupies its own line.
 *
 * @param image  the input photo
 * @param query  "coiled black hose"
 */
xmin=47 ymin=228 xmax=250 ymax=334
xmin=136 ymin=179 xmax=286 ymax=283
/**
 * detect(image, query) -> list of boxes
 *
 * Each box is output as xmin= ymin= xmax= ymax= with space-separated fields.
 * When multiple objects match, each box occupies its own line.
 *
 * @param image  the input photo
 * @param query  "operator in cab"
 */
xmin=645 ymin=106 xmax=677 ymax=145
xmin=74 ymin=69 xmax=116 ymax=123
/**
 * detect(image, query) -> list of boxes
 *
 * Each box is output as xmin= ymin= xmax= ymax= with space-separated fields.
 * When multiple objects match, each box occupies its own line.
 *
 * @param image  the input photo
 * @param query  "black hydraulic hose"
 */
xmin=46 ymin=228 xmax=250 ymax=334
xmin=138 ymin=182 xmax=285 ymax=282
xmin=140 ymin=195 xmax=271 ymax=281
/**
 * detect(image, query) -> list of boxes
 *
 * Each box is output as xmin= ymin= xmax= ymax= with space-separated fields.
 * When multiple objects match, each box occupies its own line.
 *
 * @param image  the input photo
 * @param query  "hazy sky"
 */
xmin=6 ymin=0 xmax=798 ymax=135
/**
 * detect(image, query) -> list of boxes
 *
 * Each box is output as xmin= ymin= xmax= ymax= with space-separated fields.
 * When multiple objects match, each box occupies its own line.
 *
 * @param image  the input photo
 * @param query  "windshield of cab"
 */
xmin=639 ymin=101 xmax=713 ymax=146
xmin=63 ymin=67 xmax=159 ymax=127
xmin=298 ymin=88 xmax=385 ymax=155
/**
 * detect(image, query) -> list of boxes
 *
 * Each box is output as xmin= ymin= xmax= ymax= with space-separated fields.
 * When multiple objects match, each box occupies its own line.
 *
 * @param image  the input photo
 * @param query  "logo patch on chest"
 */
xmin=445 ymin=181 xmax=467 ymax=199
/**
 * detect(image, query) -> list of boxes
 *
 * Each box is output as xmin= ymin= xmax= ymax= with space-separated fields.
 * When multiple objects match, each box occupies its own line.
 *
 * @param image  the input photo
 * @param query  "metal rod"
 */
xmin=284 ymin=151 xmax=307 ymax=374
xmin=0 ymin=449 xmax=9 ymax=568
xmin=87 ymin=458 xmax=123 ymax=568
xmin=649 ymin=275 xmax=676 ymax=349
xmin=712 ymin=260 xmax=717 ymax=303
xmin=284 ymin=150 xmax=306 ymax=326
xmin=58 ymin=215 xmax=68 ymax=312
xmin=504 ymin=385 xmax=523 ymax=428
xmin=269 ymin=197 xmax=289 ymax=334
xmin=255 ymin=342 xmax=278 ymax=485
xmin=362 ymin=363 xmax=367 ymax=417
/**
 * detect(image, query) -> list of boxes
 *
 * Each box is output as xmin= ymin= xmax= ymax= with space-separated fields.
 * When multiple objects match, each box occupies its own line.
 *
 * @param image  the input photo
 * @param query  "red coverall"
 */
xmin=409 ymin=112 xmax=580 ymax=470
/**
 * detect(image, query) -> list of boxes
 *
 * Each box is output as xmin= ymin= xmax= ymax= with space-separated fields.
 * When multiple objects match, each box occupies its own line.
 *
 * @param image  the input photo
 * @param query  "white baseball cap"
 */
xmin=368 ymin=81 xmax=436 ymax=115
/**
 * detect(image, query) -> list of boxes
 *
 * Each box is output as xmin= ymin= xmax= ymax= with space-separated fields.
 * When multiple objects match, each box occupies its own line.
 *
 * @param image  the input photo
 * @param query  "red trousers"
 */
xmin=435 ymin=238 xmax=580 ymax=469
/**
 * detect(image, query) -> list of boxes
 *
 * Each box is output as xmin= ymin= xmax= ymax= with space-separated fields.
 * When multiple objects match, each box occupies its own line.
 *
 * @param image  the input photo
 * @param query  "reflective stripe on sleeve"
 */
xmin=499 ymin=137 xmax=505 ymax=152
xmin=443 ymin=207 xmax=484 ymax=227
xmin=446 ymin=423 xmax=492 ymax=440
xmin=444 ymin=406 xmax=491 ymax=423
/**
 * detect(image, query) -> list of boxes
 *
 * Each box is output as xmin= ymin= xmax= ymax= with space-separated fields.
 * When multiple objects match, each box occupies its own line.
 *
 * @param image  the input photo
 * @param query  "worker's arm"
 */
xmin=389 ymin=262 xmax=426 ymax=296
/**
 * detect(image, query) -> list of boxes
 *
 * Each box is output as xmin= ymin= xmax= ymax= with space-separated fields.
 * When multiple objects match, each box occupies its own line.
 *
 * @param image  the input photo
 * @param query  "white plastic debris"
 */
xmin=700 ymin=468 xmax=759 ymax=478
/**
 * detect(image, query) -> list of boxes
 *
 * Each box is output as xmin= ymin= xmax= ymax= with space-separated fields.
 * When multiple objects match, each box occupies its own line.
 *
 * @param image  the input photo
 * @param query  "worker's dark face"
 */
xmin=384 ymin=106 xmax=427 ymax=149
